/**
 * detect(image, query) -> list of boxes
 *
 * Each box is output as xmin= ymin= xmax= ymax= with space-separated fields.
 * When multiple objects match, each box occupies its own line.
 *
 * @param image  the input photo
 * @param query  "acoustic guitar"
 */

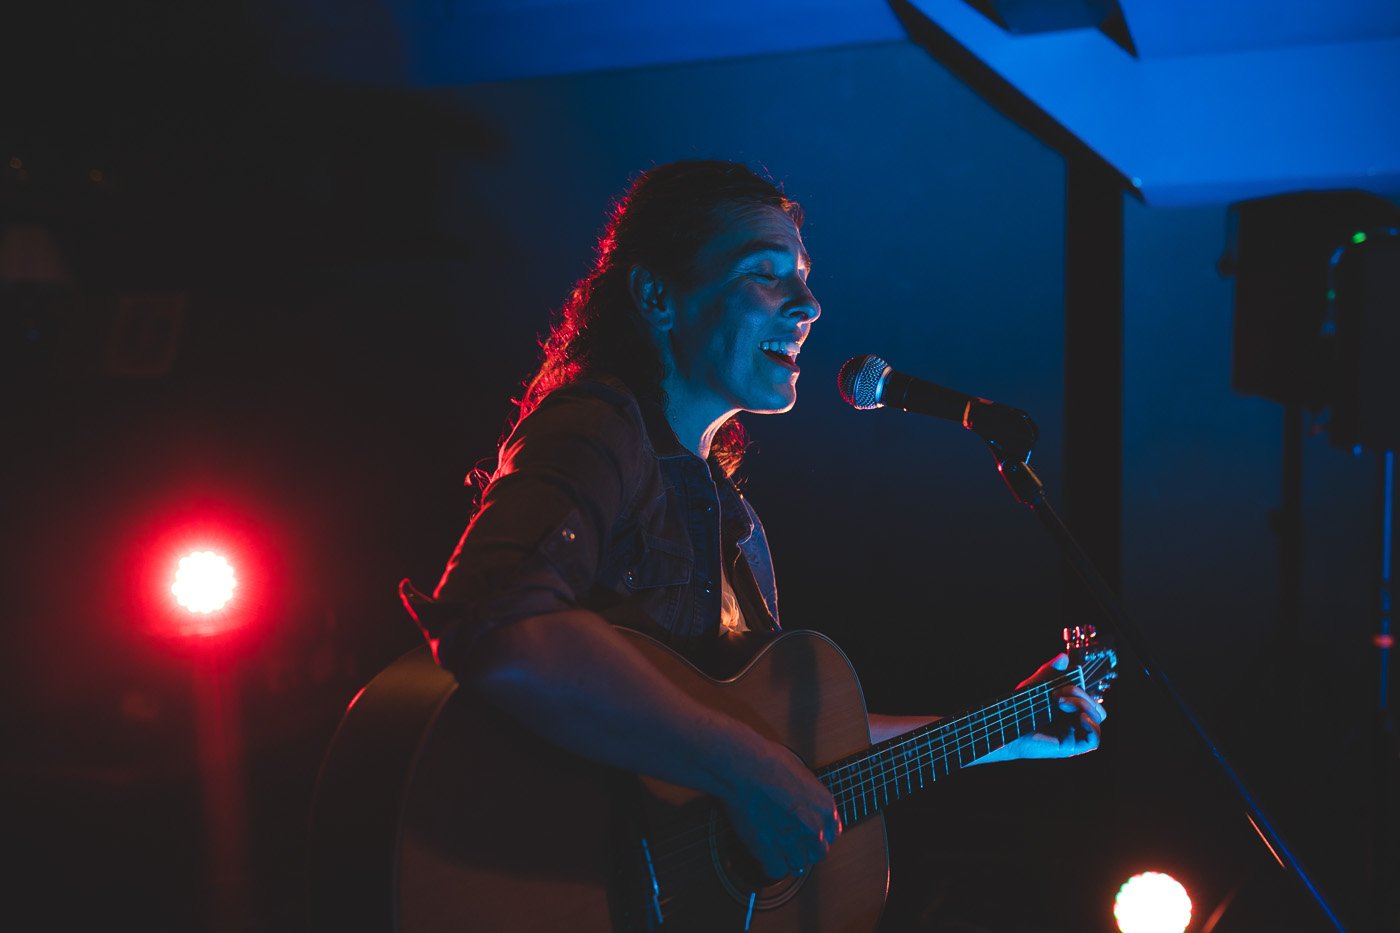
xmin=308 ymin=626 xmax=1116 ymax=932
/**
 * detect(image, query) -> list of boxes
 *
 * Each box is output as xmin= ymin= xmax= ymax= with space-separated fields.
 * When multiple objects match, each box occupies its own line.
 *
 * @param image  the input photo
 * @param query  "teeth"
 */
xmin=759 ymin=340 xmax=800 ymax=360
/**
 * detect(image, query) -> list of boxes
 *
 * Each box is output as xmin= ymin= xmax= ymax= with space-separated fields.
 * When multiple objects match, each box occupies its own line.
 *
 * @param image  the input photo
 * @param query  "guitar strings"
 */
xmin=651 ymin=659 xmax=1111 ymax=889
xmin=644 ymin=665 xmax=1105 ymax=887
xmin=829 ymin=661 xmax=1106 ymax=814
xmin=834 ymin=673 xmax=1066 ymax=800
xmin=645 ymin=675 xmax=1071 ymax=888
xmin=652 ymin=651 xmax=1109 ymax=882
xmin=826 ymin=663 xmax=1099 ymax=811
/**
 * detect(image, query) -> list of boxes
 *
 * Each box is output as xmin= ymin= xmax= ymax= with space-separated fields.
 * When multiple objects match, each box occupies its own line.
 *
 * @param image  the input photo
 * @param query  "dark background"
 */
xmin=3 ymin=4 xmax=1397 ymax=931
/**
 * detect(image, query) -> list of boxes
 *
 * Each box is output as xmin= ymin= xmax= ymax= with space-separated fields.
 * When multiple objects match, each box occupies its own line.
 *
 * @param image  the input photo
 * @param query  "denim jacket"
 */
xmin=404 ymin=377 xmax=781 ymax=680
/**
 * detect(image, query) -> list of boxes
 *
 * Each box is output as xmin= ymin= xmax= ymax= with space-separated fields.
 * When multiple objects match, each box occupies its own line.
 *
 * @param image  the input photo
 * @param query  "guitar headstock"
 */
xmin=1064 ymin=624 xmax=1118 ymax=700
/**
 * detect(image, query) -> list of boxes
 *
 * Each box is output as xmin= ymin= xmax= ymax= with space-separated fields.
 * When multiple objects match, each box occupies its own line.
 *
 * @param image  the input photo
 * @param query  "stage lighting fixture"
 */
xmin=171 ymin=550 xmax=238 ymax=619
xmin=1113 ymin=871 xmax=1191 ymax=933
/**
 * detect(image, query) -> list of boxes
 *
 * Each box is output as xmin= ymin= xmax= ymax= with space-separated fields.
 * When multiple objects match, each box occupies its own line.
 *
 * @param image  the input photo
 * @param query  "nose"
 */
xmin=786 ymin=276 xmax=821 ymax=323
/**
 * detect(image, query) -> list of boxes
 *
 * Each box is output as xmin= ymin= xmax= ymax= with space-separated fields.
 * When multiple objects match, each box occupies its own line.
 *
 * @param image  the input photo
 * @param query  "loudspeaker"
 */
xmin=1221 ymin=191 xmax=1400 ymax=406
xmin=1327 ymin=233 xmax=1400 ymax=452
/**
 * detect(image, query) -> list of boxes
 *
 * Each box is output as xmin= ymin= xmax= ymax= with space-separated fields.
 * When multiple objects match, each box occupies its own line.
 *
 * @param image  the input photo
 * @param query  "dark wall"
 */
xmin=5 ymin=13 xmax=1397 ymax=931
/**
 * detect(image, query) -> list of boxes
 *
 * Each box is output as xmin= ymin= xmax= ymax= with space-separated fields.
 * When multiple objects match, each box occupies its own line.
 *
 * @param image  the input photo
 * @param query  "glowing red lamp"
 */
xmin=170 ymin=550 xmax=239 ymax=635
xmin=1114 ymin=871 xmax=1192 ymax=933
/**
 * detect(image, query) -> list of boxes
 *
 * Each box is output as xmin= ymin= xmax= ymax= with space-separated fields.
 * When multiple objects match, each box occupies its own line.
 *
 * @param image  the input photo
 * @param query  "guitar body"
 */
xmin=309 ymin=629 xmax=890 ymax=933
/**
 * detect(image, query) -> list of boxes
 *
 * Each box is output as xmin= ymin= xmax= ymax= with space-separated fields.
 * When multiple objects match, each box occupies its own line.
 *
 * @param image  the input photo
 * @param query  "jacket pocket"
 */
xmin=620 ymin=534 xmax=692 ymax=637
xmin=622 ymin=533 xmax=692 ymax=590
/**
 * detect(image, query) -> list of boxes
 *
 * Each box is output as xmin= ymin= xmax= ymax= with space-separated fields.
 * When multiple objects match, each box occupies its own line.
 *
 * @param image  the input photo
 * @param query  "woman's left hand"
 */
xmin=976 ymin=653 xmax=1106 ymax=763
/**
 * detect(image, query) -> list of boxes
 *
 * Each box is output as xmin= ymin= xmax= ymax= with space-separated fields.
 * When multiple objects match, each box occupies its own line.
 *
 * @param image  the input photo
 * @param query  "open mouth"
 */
xmin=759 ymin=340 xmax=800 ymax=370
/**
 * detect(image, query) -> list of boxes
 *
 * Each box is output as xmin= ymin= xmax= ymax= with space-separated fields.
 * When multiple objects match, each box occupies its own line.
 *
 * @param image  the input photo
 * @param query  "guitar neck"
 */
xmin=816 ymin=669 xmax=1085 ymax=828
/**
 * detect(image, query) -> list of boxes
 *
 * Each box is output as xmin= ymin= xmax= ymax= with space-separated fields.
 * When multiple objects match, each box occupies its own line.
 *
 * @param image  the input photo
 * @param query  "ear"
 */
xmin=628 ymin=264 xmax=674 ymax=332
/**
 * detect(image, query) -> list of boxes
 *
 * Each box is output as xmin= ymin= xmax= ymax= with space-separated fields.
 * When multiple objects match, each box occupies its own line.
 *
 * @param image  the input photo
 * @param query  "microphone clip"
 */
xmin=994 ymin=448 xmax=1045 ymax=507
xmin=965 ymin=398 xmax=1039 ymax=466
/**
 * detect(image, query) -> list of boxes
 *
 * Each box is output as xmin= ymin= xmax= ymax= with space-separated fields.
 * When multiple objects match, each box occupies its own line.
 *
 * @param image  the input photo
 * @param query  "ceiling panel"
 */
xmin=249 ymin=0 xmax=1400 ymax=207
xmin=902 ymin=0 xmax=1400 ymax=204
xmin=1118 ymin=0 xmax=1400 ymax=58
xmin=255 ymin=0 xmax=907 ymax=87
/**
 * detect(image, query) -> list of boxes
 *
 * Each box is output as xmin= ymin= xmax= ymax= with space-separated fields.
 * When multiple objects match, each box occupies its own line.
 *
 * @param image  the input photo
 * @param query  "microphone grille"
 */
xmin=837 ymin=354 xmax=889 ymax=410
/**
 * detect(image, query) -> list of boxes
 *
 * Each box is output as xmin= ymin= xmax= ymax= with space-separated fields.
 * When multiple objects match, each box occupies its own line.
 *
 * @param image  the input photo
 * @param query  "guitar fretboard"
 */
xmin=816 ymin=670 xmax=1084 ymax=827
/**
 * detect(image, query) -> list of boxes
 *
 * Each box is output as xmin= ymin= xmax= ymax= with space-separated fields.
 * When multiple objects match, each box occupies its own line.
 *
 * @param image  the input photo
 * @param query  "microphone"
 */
xmin=837 ymin=354 xmax=1039 ymax=456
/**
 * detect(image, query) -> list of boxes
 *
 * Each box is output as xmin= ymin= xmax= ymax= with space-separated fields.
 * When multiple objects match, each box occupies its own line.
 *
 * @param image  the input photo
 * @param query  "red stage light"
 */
xmin=1114 ymin=871 xmax=1192 ymax=933
xmin=172 ymin=550 xmax=238 ymax=615
xmin=111 ymin=486 xmax=304 ymax=663
xmin=165 ymin=546 xmax=243 ymax=638
xmin=125 ymin=502 xmax=276 ymax=646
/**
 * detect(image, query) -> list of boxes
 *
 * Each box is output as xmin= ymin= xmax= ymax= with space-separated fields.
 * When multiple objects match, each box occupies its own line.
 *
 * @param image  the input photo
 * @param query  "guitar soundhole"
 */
xmin=706 ymin=809 xmax=806 ymax=909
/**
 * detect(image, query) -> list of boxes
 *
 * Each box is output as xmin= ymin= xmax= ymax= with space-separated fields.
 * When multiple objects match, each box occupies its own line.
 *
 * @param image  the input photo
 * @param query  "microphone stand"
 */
xmin=1368 ymin=449 xmax=1395 ymax=933
xmin=990 ymin=442 xmax=1348 ymax=933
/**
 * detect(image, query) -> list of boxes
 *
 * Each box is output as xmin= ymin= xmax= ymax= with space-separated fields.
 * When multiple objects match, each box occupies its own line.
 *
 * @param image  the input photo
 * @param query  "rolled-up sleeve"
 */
xmin=411 ymin=383 xmax=643 ymax=677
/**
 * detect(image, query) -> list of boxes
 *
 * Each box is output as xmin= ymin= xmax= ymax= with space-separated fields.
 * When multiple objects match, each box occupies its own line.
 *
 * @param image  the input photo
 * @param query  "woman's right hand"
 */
xmin=719 ymin=737 xmax=842 ymax=881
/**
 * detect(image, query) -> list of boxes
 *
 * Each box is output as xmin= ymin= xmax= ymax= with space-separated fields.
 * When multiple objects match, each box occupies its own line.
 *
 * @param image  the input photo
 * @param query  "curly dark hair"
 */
xmin=517 ymin=160 xmax=804 ymax=477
